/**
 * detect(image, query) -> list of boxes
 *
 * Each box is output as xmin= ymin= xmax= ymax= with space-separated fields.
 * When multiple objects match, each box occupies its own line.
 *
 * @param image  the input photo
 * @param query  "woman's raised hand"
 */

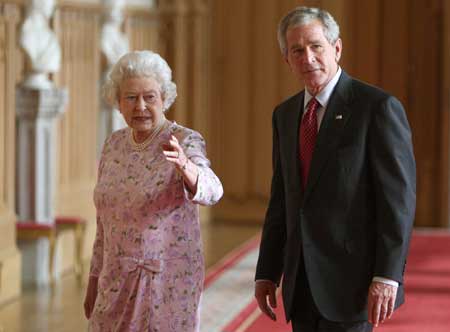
xmin=162 ymin=135 xmax=189 ymax=170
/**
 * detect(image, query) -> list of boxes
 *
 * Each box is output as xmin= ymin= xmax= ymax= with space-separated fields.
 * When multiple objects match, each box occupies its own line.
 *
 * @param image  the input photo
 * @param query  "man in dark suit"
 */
xmin=254 ymin=6 xmax=416 ymax=332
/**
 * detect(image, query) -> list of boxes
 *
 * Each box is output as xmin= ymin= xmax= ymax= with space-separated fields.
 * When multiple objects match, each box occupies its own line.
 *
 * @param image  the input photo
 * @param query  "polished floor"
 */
xmin=0 ymin=222 xmax=260 ymax=332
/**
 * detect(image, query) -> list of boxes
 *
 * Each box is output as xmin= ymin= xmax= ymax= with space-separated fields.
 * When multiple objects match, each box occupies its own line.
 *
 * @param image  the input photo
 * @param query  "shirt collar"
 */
xmin=304 ymin=67 xmax=342 ymax=109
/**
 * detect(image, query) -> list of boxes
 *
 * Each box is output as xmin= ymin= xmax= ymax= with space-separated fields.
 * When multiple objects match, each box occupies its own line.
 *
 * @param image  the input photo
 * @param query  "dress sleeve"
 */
xmin=89 ymin=215 xmax=104 ymax=277
xmin=89 ymin=140 xmax=108 ymax=278
xmin=181 ymin=130 xmax=223 ymax=206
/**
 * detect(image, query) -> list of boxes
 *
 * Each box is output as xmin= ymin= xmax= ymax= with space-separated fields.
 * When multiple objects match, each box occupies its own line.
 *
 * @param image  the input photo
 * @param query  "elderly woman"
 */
xmin=84 ymin=50 xmax=223 ymax=332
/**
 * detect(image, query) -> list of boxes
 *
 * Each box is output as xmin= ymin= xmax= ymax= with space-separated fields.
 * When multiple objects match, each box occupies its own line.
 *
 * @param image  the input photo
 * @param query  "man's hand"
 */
xmin=255 ymin=280 xmax=277 ymax=321
xmin=367 ymin=281 xmax=398 ymax=327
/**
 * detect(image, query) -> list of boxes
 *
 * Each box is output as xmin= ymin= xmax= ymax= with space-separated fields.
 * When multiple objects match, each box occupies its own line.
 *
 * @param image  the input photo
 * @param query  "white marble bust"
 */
xmin=101 ymin=0 xmax=129 ymax=67
xmin=20 ymin=0 xmax=61 ymax=89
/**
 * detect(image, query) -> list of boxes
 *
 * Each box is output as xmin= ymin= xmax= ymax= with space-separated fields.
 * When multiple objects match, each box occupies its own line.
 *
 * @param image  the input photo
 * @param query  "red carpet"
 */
xmin=216 ymin=230 xmax=450 ymax=332
xmin=204 ymin=237 xmax=260 ymax=288
xmin=376 ymin=231 xmax=450 ymax=332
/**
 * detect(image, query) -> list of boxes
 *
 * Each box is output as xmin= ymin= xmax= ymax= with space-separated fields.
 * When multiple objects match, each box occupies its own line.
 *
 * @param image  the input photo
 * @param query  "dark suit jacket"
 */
xmin=255 ymin=71 xmax=416 ymax=322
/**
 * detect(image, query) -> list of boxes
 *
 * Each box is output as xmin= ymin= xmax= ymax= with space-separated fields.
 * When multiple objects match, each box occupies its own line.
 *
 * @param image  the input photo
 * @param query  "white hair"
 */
xmin=102 ymin=50 xmax=177 ymax=112
xmin=278 ymin=6 xmax=340 ymax=57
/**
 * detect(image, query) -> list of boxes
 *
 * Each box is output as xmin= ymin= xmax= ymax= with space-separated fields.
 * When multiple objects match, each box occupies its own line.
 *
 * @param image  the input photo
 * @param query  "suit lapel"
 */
xmin=280 ymin=92 xmax=304 ymax=200
xmin=303 ymin=72 xmax=354 ymax=202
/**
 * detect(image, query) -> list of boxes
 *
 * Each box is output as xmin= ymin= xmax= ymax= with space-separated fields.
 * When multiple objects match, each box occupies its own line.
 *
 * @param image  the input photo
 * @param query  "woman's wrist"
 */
xmin=181 ymin=159 xmax=199 ymax=195
xmin=181 ymin=157 xmax=189 ymax=171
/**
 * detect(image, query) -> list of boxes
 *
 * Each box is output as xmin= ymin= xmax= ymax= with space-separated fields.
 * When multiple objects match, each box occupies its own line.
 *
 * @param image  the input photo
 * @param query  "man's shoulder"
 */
xmin=348 ymin=76 xmax=394 ymax=101
xmin=274 ymin=91 xmax=302 ymax=114
xmin=341 ymin=74 xmax=406 ymax=113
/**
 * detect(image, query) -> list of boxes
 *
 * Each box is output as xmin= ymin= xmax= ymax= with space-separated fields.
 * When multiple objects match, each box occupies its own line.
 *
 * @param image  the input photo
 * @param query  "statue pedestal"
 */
xmin=15 ymin=86 xmax=67 ymax=286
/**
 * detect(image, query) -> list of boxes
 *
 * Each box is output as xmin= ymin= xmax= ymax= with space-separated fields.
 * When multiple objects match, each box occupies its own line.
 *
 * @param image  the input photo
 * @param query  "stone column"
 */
xmin=16 ymin=87 xmax=67 ymax=286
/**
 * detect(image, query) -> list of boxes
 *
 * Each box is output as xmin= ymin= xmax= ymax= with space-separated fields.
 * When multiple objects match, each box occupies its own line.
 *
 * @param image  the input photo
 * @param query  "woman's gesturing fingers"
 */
xmin=162 ymin=135 xmax=188 ymax=168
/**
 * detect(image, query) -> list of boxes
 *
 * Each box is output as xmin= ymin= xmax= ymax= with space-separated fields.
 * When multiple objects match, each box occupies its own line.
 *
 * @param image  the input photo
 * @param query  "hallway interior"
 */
xmin=0 ymin=222 xmax=259 ymax=332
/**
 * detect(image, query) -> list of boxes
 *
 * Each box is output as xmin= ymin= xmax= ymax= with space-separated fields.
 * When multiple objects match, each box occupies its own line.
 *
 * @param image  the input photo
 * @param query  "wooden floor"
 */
xmin=0 ymin=222 xmax=260 ymax=332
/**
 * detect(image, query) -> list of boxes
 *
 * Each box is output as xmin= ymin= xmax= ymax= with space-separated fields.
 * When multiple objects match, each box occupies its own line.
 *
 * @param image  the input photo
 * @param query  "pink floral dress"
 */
xmin=88 ymin=122 xmax=223 ymax=332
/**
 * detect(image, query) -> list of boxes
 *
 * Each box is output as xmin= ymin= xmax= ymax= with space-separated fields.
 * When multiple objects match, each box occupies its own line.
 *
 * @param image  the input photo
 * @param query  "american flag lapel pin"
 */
xmin=336 ymin=114 xmax=343 ymax=120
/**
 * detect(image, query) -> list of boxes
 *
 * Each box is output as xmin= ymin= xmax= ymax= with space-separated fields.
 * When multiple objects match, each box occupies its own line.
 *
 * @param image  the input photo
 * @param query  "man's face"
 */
xmin=284 ymin=20 xmax=342 ymax=95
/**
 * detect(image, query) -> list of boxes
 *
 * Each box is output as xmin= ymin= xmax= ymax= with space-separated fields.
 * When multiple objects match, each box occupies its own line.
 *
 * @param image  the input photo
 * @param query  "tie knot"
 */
xmin=307 ymin=98 xmax=320 ymax=113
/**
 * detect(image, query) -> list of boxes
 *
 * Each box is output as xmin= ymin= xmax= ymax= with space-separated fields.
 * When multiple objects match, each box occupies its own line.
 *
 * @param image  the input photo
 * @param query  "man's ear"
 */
xmin=334 ymin=38 xmax=342 ymax=62
xmin=284 ymin=55 xmax=290 ymax=65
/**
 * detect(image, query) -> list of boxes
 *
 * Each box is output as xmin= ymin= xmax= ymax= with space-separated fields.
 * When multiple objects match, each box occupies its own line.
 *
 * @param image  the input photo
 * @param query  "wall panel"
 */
xmin=441 ymin=0 xmax=450 ymax=226
xmin=54 ymin=4 xmax=100 ymax=210
xmin=53 ymin=3 xmax=101 ymax=271
xmin=210 ymin=0 xmax=256 ymax=220
xmin=378 ymin=0 xmax=408 ymax=101
xmin=406 ymin=0 xmax=444 ymax=226
xmin=0 ymin=1 xmax=21 ymax=305
xmin=126 ymin=9 xmax=161 ymax=55
xmin=211 ymin=0 xmax=449 ymax=227
xmin=251 ymin=0 xmax=279 ymax=199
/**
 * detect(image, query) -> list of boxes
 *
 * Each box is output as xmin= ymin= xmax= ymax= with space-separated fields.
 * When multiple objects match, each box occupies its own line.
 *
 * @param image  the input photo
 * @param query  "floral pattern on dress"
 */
xmin=88 ymin=121 xmax=223 ymax=332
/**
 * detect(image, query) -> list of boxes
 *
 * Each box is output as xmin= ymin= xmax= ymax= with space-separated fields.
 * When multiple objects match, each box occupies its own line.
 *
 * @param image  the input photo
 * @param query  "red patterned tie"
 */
xmin=300 ymin=98 xmax=319 ymax=190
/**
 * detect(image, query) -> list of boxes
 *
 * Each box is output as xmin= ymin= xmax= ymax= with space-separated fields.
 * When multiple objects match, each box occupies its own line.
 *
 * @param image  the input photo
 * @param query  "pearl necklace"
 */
xmin=129 ymin=120 xmax=169 ymax=151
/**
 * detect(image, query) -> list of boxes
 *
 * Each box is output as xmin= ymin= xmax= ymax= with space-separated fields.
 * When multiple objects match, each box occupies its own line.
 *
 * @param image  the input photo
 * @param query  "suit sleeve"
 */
xmin=369 ymin=96 xmax=416 ymax=284
xmin=255 ymin=110 xmax=287 ymax=285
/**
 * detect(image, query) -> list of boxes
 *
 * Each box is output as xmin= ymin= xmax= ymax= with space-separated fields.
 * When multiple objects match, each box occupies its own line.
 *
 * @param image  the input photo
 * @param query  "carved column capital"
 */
xmin=16 ymin=87 xmax=68 ymax=120
xmin=1 ymin=3 xmax=20 ymax=22
xmin=158 ymin=0 xmax=189 ymax=15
